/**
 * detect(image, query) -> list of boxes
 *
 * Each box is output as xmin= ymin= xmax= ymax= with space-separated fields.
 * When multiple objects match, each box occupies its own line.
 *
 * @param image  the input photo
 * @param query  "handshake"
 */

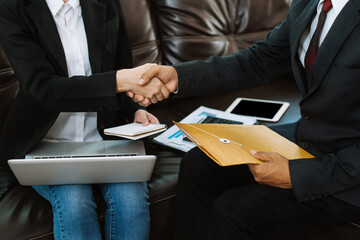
xmin=116 ymin=63 xmax=178 ymax=107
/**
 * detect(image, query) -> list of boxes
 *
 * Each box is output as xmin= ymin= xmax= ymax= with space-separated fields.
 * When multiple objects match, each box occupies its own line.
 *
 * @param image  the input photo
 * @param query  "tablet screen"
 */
xmin=229 ymin=100 xmax=283 ymax=119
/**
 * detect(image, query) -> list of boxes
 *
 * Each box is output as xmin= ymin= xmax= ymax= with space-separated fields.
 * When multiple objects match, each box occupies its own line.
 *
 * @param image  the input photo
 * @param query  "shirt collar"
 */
xmin=317 ymin=0 xmax=349 ymax=15
xmin=46 ymin=0 xmax=81 ymax=17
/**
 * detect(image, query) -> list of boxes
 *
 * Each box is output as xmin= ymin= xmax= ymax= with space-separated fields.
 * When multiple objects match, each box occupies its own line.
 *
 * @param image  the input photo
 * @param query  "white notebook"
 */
xmin=104 ymin=123 xmax=167 ymax=140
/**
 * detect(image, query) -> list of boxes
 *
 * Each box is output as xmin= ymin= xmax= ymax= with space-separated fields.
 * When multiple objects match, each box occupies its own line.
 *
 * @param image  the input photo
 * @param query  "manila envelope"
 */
xmin=174 ymin=122 xmax=314 ymax=166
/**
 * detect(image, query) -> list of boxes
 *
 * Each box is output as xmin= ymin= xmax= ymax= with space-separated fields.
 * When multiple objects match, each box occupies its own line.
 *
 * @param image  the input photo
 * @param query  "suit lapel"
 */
xmin=307 ymin=0 xmax=360 ymax=97
xmin=80 ymin=0 xmax=107 ymax=74
xmin=290 ymin=0 xmax=318 ymax=96
xmin=25 ymin=0 xmax=67 ymax=75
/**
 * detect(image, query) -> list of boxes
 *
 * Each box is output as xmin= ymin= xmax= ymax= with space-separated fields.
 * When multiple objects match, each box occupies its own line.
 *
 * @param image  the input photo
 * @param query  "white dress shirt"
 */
xmin=298 ymin=0 xmax=349 ymax=66
xmin=43 ymin=0 xmax=102 ymax=142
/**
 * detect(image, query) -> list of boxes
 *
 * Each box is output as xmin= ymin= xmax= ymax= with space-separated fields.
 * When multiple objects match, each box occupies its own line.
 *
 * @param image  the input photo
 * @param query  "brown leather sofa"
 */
xmin=1 ymin=0 xmax=359 ymax=239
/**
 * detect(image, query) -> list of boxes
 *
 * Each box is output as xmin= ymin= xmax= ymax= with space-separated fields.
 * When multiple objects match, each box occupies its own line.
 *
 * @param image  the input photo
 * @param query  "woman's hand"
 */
xmin=133 ymin=109 xmax=159 ymax=126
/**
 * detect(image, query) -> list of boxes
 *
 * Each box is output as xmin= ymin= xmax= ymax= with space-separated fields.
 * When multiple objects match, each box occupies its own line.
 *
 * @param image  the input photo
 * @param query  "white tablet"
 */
xmin=225 ymin=97 xmax=290 ymax=122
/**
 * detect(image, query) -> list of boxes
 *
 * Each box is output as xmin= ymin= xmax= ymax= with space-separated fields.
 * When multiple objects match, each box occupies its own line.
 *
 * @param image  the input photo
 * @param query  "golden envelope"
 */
xmin=174 ymin=122 xmax=314 ymax=166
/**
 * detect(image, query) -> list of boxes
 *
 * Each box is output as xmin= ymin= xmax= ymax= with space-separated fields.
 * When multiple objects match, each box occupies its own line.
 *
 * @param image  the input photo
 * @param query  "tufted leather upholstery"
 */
xmin=0 ymin=0 xmax=359 ymax=239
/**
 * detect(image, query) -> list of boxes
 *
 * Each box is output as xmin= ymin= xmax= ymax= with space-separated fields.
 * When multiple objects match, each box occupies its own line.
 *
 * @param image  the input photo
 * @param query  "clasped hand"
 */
xmin=116 ymin=64 xmax=178 ymax=107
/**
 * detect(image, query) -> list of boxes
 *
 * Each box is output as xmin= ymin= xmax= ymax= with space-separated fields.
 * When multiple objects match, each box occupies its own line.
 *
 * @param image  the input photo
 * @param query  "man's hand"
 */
xmin=248 ymin=150 xmax=293 ymax=189
xmin=133 ymin=109 xmax=159 ymax=126
xmin=127 ymin=65 xmax=178 ymax=106
xmin=139 ymin=65 xmax=178 ymax=92
xmin=116 ymin=64 xmax=170 ymax=102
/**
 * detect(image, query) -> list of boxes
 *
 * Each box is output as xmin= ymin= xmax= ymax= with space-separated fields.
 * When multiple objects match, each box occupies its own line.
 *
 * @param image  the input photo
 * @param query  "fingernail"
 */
xmin=137 ymin=97 xmax=142 ymax=101
xmin=138 ymin=79 xmax=145 ymax=84
xmin=250 ymin=150 xmax=257 ymax=155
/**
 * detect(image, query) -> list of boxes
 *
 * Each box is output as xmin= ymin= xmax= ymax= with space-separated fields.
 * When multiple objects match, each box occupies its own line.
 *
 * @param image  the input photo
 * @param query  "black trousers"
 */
xmin=173 ymin=123 xmax=360 ymax=240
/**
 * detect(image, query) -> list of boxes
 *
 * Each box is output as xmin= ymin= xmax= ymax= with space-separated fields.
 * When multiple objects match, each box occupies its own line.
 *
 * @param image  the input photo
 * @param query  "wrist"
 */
xmin=116 ymin=69 xmax=129 ymax=93
xmin=170 ymin=66 xmax=179 ymax=92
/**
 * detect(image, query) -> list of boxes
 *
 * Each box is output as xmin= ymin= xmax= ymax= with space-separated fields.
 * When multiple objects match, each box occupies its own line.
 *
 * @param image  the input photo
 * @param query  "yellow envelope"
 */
xmin=174 ymin=122 xmax=314 ymax=166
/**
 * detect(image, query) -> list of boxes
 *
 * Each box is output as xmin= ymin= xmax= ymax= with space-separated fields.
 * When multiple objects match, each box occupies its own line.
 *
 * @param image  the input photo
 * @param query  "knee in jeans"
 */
xmin=51 ymin=187 xmax=96 ymax=218
xmin=104 ymin=183 xmax=149 ymax=212
xmin=63 ymin=197 xmax=97 ymax=220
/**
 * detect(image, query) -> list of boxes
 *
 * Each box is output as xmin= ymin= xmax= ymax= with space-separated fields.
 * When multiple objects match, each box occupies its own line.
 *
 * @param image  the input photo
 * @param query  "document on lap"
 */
xmin=174 ymin=122 xmax=314 ymax=166
xmin=104 ymin=123 xmax=167 ymax=140
xmin=153 ymin=106 xmax=257 ymax=152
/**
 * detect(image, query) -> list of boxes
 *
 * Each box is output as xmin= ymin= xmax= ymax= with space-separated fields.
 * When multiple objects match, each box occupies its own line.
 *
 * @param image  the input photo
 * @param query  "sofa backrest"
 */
xmin=0 ymin=0 xmax=290 ymax=134
xmin=120 ymin=0 xmax=290 ymax=66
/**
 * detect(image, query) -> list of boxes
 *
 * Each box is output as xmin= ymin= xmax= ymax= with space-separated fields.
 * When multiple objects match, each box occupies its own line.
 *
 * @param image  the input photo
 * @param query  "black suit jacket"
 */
xmin=175 ymin=0 xmax=360 ymax=208
xmin=0 ymin=0 xmax=142 ymax=163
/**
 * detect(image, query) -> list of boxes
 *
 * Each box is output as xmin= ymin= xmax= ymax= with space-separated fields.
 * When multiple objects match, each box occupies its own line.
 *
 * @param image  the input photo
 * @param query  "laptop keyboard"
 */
xmin=33 ymin=153 xmax=137 ymax=159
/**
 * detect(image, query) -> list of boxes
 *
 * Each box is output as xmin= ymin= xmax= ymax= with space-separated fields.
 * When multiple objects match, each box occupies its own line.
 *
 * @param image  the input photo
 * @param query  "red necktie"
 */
xmin=304 ymin=0 xmax=333 ymax=87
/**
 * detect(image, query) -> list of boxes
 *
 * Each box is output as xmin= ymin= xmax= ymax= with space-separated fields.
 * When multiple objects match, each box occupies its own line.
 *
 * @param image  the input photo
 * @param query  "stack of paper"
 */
xmin=153 ymin=106 xmax=257 ymax=152
xmin=104 ymin=123 xmax=167 ymax=140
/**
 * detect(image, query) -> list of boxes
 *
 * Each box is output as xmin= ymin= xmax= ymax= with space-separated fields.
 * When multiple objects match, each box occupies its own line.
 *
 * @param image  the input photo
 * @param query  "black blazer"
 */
xmin=175 ymin=0 xmax=360 ymax=208
xmin=0 ymin=0 xmax=142 ymax=163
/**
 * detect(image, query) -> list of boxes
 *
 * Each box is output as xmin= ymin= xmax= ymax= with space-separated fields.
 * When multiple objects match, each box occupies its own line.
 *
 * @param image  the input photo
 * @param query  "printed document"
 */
xmin=153 ymin=106 xmax=257 ymax=152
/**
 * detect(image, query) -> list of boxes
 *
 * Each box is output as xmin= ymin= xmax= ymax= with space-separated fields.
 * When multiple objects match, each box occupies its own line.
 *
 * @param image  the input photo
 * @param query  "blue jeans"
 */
xmin=33 ymin=182 xmax=150 ymax=240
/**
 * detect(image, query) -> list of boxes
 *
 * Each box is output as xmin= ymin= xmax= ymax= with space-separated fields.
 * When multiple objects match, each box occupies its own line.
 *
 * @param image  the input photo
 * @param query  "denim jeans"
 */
xmin=33 ymin=182 xmax=150 ymax=240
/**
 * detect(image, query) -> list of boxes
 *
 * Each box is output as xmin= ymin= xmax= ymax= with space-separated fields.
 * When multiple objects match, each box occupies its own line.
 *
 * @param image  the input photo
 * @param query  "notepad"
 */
xmin=104 ymin=123 xmax=167 ymax=140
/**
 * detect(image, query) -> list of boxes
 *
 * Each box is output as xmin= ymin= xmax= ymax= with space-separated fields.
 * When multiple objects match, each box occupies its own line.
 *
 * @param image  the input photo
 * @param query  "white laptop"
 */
xmin=8 ymin=140 xmax=156 ymax=186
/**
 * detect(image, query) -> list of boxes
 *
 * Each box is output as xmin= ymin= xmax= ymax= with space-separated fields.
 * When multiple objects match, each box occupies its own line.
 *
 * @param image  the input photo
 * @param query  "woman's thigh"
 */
xmin=33 ymin=184 xmax=96 ymax=210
